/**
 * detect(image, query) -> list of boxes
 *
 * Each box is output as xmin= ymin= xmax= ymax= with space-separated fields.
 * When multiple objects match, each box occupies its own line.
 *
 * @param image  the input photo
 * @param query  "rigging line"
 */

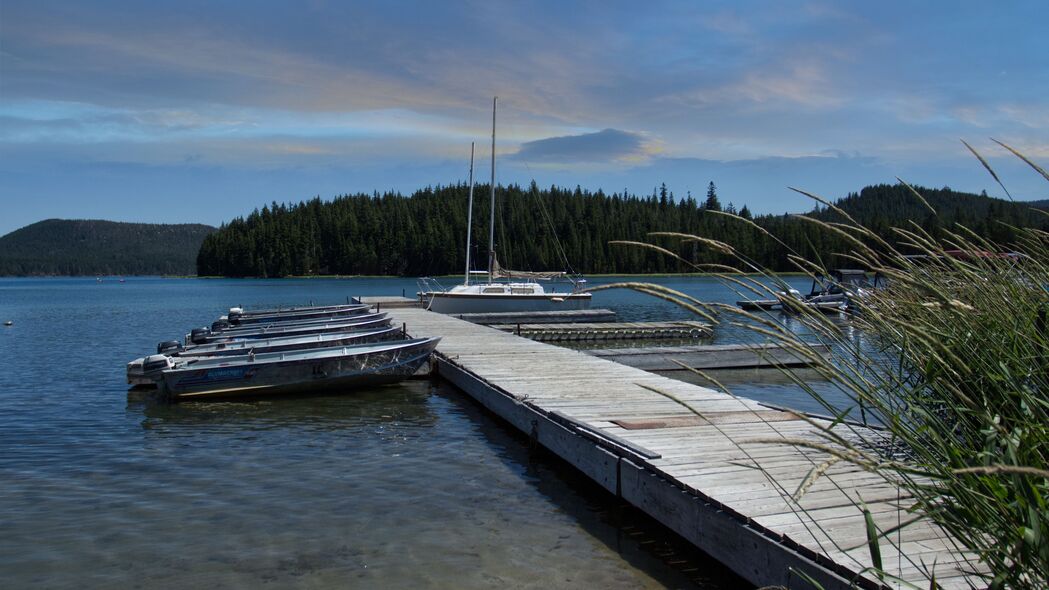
xmin=524 ymin=164 xmax=578 ymax=277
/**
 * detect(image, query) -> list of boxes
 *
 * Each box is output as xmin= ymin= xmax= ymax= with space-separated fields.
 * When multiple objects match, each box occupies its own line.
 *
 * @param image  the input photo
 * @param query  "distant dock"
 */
xmin=353 ymin=295 xmax=421 ymax=310
xmin=492 ymin=320 xmax=712 ymax=342
xmin=454 ymin=308 xmax=618 ymax=325
xmin=383 ymin=307 xmax=982 ymax=589
xmin=586 ymin=343 xmax=832 ymax=371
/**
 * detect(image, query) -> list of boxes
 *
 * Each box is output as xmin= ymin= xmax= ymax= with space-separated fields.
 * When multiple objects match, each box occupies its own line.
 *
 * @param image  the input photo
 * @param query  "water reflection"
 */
xmin=439 ymin=384 xmax=746 ymax=589
xmin=131 ymin=382 xmax=439 ymax=433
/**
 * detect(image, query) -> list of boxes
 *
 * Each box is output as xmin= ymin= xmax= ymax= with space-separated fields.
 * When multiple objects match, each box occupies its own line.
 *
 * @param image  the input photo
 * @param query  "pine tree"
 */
xmin=704 ymin=182 xmax=722 ymax=212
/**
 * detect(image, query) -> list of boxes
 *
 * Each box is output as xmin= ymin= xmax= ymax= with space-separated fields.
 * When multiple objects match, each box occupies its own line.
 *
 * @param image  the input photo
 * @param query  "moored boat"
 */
xmin=186 ymin=313 xmax=390 ymax=345
xmin=417 ymin=97 xmax=590 ymax=314
xmin=421 ymin=279 xmax=591 ymax=314
xmin=127 ymin=326 xmax=404 ymax=386
xmin=229 ymin=303 xmax=363 ymax=318
xmin=157 ymin=337 xmax=440 ymax=401
xmin=779 ymin=270 xmax=876 ymax=314
xmin=225 ymin=304 xmax=369 ymax=326
xmin=736 ymin=298 xmax=782 ymax=311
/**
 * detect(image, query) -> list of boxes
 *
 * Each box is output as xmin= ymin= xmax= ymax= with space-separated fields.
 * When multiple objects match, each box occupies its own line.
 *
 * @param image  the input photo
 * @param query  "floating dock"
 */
xmin=386 ymin=307 xmax=981 ymax=589
xmin=352 ymin=295 xmax=422 ymax=310
xmin=491 ymin=320 xmax=712 ymax=342
xmin=454 ymin=308 xmax=618 ymax=325
xmin=586 ymin=343 xmax=833 ymax=371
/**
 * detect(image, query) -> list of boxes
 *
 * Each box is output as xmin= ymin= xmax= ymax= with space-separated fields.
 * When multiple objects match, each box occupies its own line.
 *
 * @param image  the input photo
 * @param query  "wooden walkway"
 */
xmin=387 ymin=308 xmax=982 ymax=589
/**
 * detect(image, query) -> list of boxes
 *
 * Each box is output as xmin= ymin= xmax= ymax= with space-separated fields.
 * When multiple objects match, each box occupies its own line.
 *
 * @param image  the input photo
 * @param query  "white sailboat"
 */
xmin=419 ymin=97 xmax=592 ymax=314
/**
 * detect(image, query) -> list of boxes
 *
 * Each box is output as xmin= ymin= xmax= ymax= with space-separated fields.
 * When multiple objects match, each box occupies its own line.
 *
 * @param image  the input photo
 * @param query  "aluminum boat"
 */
xmin=127 ymin=326 xmax=403 ymax=386
xmin=185 ymin=313 xmax=390 ymax=345
xmin=224 ymin=304 xmax=369 ymax=326
xmin=157 ymin=337 xmax=440 ymax=401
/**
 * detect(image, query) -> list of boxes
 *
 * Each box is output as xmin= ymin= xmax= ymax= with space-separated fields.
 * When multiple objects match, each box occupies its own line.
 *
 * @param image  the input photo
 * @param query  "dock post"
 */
xmin=516 ymin=323 xmax=521 ymax=336
xmin=402 ymin=322 xmax=407 ymax=338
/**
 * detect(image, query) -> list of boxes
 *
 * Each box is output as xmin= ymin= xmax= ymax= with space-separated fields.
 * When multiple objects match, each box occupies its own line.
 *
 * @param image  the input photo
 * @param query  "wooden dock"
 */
xmin=352 ymin=295 xmax=421 ymax=310
xmin=387 ymin=307 xmax=982 ymax=589
xmin=491 ymin=320 xmax=713 ymax=342
xmin=454 ymin=308 xmax=618 ymax=325
xmin=586 ymin=343 xmax=833 ymax=371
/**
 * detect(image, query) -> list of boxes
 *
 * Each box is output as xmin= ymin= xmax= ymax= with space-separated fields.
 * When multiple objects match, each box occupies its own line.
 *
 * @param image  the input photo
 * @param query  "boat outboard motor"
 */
xmin=211 ymin=320 xmax=230 ymax=332
xmin=227 ymin=309 xmax=243 ymax=326
xmin=142 ymin=354 xmax=175 ymax=374
xmin=157 ymin=340 xmax=183 ymax=355
xmin=190 ymin=327 xmax=211 ymax=344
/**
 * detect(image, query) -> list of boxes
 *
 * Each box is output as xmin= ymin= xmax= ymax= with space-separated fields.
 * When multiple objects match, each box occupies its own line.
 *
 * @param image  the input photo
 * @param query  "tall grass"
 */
xmin=611 ymin=146 xmax=1049 ymax=588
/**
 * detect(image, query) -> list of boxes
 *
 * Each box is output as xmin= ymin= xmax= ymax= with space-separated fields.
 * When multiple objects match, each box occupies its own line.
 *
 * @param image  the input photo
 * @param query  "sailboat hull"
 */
xmin=424 ymin=292 xmax=591 ymax=314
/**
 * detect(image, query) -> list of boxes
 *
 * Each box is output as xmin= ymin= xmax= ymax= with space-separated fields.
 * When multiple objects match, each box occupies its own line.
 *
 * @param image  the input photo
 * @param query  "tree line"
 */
xmin=196 ymin=182 xmax=1049 ymax=277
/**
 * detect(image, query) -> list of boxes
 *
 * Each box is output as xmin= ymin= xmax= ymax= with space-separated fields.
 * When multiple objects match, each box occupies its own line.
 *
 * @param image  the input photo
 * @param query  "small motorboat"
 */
xmin=780 ymin=270 xmax=875 ymax=314
xmin=156 ymin=337 xmax=441 ymax=401
xmin=228 ymin=303 xmax=363 ymax=318
xmin=737 ymin=298 xmax=782 ymax=311
xmin=127 ymin=326 xmax=404 ymax=387
xmin=208 ymin=311 xmax=386 ymax=334
xmin=185 ymin=313 xmax=391 ymax=345
xmin=224 ymin=304 xmax=370 ymax=326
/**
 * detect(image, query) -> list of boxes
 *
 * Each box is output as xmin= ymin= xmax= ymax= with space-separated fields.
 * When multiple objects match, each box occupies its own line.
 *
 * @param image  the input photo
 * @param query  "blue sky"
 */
xmin=1 ymin=1 xmax=1047 ymax=235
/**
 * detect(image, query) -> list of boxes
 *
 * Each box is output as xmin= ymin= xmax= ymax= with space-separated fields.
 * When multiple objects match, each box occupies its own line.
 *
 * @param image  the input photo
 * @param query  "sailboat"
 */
xmin=418 ymin=97 xmax=592 ymax=314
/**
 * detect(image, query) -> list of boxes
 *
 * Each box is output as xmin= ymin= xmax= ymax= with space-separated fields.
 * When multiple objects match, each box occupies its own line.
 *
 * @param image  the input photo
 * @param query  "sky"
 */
xmin=1 ymin=1 xmax=1047 ymax=235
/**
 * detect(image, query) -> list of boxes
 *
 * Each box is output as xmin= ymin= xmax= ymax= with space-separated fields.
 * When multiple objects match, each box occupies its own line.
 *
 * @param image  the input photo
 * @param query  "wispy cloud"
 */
xmin=680 ymin=59 xmax=843 ymax=110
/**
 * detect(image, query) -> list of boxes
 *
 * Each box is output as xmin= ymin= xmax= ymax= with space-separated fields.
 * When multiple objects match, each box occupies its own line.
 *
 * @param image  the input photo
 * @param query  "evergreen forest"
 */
xmin=196 ymin=182 xmax=1049 ymax=277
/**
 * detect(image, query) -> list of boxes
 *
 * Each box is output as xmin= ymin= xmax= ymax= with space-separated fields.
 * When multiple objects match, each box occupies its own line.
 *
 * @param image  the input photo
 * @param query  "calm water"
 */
xmin=0 ymin=275 xmax=838 ymax=589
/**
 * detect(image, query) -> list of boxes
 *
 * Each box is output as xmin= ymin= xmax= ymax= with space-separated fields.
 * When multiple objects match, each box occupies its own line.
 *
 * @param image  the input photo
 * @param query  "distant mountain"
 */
xmin=0 ymin=219 xmax=216 ymax=276
xmin=820 ymin=184 xmax=1049 ymax=237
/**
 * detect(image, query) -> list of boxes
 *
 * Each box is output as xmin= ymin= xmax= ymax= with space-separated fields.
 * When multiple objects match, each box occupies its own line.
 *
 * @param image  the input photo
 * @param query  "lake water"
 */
xmin=0 ymin=275 xmax=842 ymax=589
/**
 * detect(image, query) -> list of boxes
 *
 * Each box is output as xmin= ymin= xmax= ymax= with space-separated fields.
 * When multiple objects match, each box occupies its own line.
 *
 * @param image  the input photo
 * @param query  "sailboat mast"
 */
xmin=488 ymin=96 xmax=497 ymax=283
xmin=464 ymin=142 xmax=475 ymax=286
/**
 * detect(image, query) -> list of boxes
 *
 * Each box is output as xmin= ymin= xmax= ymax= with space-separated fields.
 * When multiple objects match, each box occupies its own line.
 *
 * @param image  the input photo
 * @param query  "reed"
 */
xmin=618 ymin=145 xmax=1049 ymax=588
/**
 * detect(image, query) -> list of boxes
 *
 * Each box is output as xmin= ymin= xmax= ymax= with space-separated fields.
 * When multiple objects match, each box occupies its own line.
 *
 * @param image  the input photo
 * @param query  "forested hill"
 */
xmin=0 ymin=219 xmax=216 ymax=276
xmin=196 ymin=183 xmax=1049 ymax=277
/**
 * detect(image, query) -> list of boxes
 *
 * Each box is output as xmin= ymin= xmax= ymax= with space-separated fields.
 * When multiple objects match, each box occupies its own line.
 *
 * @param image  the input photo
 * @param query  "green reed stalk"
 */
xmin=620 ymin=150 xmax=1049 ymax=588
